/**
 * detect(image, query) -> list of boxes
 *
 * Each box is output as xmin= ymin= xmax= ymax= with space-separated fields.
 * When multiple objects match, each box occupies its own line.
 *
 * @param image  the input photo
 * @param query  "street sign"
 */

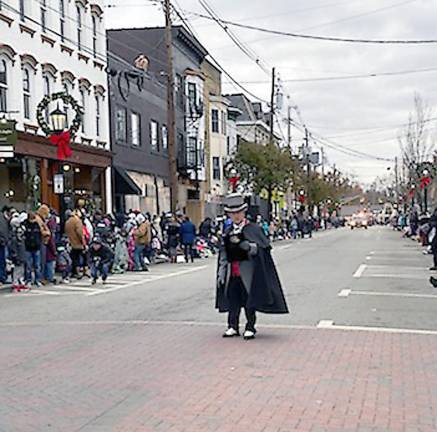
xmin=0 ymin=120 xmax=16 ymax=158
xmin=53 ymin=174 xmax=64 ymax=194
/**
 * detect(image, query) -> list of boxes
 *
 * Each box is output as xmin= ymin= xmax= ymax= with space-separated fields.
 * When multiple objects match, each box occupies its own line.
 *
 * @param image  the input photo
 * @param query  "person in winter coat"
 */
xmin=65 ymin=210 xmax=85 ymax=277
xmin=133 ymin=214 xmax=151 ymax=271
xmin=0 ymin=206 xmax=12 ymax=283
xmin=180 ymin=216 xmax=196 ymax=263
xmin=167 ymin=216 xmax=180 ymax=264
xmin=24 ymin=211 xmax=43 ymax=288
xmin=113 ymin=229 xmax=129 ymax=273
xmin=216 ymin=193 xmax=289 ymax=340
xmin=41 ymin=210 xmax=58 ymax=284
xmin=88 ymin=236 xmax=114 ymax=284
xmin=9 ymin=211 xmax=26 ymax=290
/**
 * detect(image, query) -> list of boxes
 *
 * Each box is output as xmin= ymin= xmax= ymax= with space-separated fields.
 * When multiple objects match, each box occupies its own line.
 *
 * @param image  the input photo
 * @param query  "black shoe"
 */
xmin=91 ymin=278 xmax=97 ymax=285
xmin=430 ymin=276 xmax=437 ymax=288
xmin=430 ymin=267 xmax=437 ymax=271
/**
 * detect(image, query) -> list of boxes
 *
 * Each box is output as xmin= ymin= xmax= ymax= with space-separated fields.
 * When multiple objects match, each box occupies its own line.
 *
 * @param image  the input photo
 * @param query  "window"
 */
xmin=80 ymin=89 xmax=86 ymax=133
xmin=43 ymin=75 xmax=51 ymax=121
xmin=19 ymin=0 xmax=25 ymax=21
xmin=221 ymin=111 xmax=227 ymax=135
xmin=23 ymin=69 xmax=31 ymax=120
xmin=162 ymin=125 xmax=168 ymax=150
xmin=227 ymin=136 xmax=231 ymax=155
xmin=92 ymin=16 xmax=97 ymax=58
xmin=76 ymin=6 xmax=82 ymax=50
xmin=59 ymin=0 xmax=65 ymax=41
xmin=0 ymin=60 xmax=7 ymax=113
xmin=150 ymin=120 xmax=158 ymax=151
xmin=212 ymin=156 xmax=221 ymax=180
xmin=188 ymin=82 xmax=196 ymax=113
xmin=40 ymin=0 xmax=47 ymax=32
xmin=187 ymin=137 xmax=197 ymax=168
xmin=116 ymin=107 xmax=127 ymax=141
xmin=131 ymin=112 xmax=140 ymax=146
xmin=211 ymin=109 xmax=219 ymax=133
xmin=176 ymin=74 xmax=184 ymax=108
xmin=95 ymin=96 xmax=101 ymax=137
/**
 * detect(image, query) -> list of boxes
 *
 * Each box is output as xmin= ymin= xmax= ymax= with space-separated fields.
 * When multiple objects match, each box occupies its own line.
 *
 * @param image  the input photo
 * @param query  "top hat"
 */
xmin=224 ymin=193 xmax=248 ymax=213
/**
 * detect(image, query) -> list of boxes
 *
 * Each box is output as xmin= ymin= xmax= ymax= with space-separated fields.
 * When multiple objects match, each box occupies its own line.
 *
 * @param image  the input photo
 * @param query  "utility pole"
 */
xmin=269 ymin=67 xmax=275 ymax=144
xmin=287 ymin=105 xmax=292 ymax=149
xmin=267 ymin=66 xmax=276 ymax=221
xmin=164 ymin=0 xmax=178 ymax=213
xmin=304 ymin=128 xmax=311 ymax=210
xmin=321 ymin=147 xmax=325 ymax=178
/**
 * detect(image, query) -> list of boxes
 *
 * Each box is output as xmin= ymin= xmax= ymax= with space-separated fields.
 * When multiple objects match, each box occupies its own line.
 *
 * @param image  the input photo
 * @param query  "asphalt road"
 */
xmin=2 ymin=226 xmax=437 ymax=432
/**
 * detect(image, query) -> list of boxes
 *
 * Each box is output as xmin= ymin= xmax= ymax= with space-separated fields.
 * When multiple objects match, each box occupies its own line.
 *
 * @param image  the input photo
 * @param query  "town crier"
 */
xmin=216 ymin=193 xmax=289 ymax=340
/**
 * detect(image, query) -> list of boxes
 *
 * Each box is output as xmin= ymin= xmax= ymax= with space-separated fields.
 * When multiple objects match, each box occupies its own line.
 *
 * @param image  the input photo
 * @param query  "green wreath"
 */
xmin=36 ymin=92 xmax=83 ymax=136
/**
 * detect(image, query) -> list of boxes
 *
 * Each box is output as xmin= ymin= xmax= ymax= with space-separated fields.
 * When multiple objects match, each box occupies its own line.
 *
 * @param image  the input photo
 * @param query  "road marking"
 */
xmin=369 ymin=251 xmax=375 ymax=255
xmin=338 ymin=289 xmax=351 ymax=297
xmin=365 ymin=256 xmax=372 ymax=260
xmin=350 ymin=290 xmax=437 ymax=299
xmin=368 ymin=264 xmax=429 ymax=271
xmin=86 ymin=266 xmax=208 ymax=296
xmin=353 ymin=264 xmax=367 ymax=278
xmin=366 ymin=274 xmax=425 ymax=280
xmin=316 ymin=320 xmax=437 ymax=336
xmin=4 ymin=289 xmax=62 ymax=297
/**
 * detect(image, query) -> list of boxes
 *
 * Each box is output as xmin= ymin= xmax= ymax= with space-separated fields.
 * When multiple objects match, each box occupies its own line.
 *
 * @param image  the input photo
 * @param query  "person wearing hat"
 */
xmin=216 ymin=193 xmax=289 ymax=340
xmin=88 ymin=236 xmax=114 ymax=285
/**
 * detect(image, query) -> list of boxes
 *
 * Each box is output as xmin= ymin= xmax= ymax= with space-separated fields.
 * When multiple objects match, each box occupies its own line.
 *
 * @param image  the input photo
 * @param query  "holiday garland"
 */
xmin=36 ymin=92 xmax=83 ymax=136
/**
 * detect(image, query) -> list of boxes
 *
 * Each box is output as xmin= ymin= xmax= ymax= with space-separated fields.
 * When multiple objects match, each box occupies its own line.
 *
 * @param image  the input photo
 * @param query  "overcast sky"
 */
xmin=106 ymin=0 xmax=437 ymax=186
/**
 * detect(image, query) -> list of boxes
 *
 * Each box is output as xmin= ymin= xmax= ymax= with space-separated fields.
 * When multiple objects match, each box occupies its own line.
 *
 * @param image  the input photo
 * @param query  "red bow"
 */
xmin=228 ymin=176 xmax=240 ymax=192
xmin=49 ymin=131 xmax=72 ymax=160
xmin=420 ymin=176 xmax=431 ymax=189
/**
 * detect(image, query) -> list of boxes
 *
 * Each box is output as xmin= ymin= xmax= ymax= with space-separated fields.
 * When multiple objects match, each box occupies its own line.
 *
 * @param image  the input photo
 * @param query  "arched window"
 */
xmin=0 ymin=59 xmax=7 ymax=113
xmin=76 ymin=5 xmax=82 ymax=50
xmin=92 ymin=15 xmax=97 ymax=58
xmin=22 ymin=68 xmax=31 ymax=120
xmin=80 ymin=88 xmax=87 ymax=134
xmin=43 ymin=74 xmax=51 ymax=121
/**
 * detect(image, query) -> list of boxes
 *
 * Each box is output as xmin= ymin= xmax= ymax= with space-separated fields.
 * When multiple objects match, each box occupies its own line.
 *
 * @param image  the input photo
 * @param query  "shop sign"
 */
xmin=0 ymin=120 xmax=16 ymax=158
xmin=54 ymin=174 xmax=64 ymax=194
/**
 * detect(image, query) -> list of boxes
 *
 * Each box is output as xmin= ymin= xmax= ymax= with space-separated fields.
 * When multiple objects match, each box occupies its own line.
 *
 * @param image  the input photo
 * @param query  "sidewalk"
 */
xmin=1 ymin=321 xmax=436 ymax=432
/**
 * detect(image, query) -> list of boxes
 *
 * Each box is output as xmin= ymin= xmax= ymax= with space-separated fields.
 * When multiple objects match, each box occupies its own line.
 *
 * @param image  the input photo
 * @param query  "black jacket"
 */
xmin=216 ymin=222 xmax=289 ymax=314
xmin=24 ymin=220 xmax=42 ymax=252
xmin=88 ymin=243 xmax=114 ymax=264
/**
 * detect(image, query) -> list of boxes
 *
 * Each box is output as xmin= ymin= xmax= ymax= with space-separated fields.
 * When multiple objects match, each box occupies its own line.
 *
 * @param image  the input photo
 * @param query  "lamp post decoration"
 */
xmin=36 ymin=92 xmax=83 ymax=160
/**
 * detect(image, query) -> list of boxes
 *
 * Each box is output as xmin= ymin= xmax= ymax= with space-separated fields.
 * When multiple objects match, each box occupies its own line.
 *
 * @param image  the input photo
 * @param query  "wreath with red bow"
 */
xmin=36 ymin=92 xmax=83 ymax=160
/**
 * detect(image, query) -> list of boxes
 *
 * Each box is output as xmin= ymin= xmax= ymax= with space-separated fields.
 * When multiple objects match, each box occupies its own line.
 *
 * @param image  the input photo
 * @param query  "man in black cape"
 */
xmin=216 ymin=193 xmax=289 ymax=340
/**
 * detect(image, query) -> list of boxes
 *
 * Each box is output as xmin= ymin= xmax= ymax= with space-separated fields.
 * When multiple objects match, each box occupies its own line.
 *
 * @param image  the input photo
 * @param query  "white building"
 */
xmin=0 ymin=0 xmax=111 ymax=213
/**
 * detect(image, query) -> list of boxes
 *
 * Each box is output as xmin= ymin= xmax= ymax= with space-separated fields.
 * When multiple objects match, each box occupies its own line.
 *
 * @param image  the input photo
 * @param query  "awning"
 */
xmin=114 ymin=167 xmax=142 ymax=195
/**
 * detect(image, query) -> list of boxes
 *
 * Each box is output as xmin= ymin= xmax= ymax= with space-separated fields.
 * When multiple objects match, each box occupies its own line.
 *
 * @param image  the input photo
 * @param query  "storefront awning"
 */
xmin=114 ymin=167 xmax=142 ymax=195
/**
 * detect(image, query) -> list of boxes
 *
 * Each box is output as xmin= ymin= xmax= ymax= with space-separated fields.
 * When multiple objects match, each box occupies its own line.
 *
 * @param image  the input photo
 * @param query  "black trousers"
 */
xmin=227 ymin=276 xmax=256 ymax=332
xmin=70 ymin=249 xmax=84 ymax=275
xmin=183 ymin=243 xmax=194 ymax=263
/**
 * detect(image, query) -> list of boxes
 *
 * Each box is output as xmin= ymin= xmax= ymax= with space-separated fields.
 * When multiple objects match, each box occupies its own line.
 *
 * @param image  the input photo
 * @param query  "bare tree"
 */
xmin=398 ymin=93 xmax=435 ymax=176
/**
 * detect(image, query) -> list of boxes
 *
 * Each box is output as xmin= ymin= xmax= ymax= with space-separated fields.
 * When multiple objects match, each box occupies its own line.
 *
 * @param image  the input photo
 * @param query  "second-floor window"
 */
xmin=221 ymin=111 xmax=227 ymax=135
xmin=95 ymin=96 xmax=101 ymax=137
xmin=131 ymin=112 xmax=140 ymax=146
xmin=40 ymin=0 xmax=47 ymax=32
xmin=188 ymin=83 xmax=196 ymax=113
xmin=116 ymin=107 xmax=127 ymax=142
xmin=92 ymin=16 xmax=98 ymax=58
xmin=212 ymin=156 xmax=221 ymax=180
xmin=162 ymin=125 xmax=168 ymax=151
xmin=211 ymin=109 xmax=219 ymax=133
xmin=59 ymin=0 xmax=65 ymax=41
xmin=0 ymin=60 xmax=7 ymax=113
xmin=43 ymin=75 xmax=51 ymax=121
xmin=150 ymin=120 xmax=158 ymax=151
xmin=80 ymin=89 xmax=87 ymax=134
xmin=23 ymin=69 xmax=31 ymax=120
xmin=76 ymin=6 xmax=82 ymax=50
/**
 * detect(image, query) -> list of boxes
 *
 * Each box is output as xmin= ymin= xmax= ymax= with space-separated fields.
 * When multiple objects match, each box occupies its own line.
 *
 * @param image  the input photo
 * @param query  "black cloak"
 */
xmin=215 ymin=223 xmax=289 ymax=314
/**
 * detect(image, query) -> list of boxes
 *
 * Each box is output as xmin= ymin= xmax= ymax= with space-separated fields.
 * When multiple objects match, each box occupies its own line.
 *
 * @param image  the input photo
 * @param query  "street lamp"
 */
xmin=49 ymin=104 xmax=67 ymax=134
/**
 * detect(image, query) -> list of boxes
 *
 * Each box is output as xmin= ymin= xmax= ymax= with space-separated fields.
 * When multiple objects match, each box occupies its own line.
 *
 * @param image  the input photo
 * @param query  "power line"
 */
xmin=183 ymin=11 xmax=437 ymax=45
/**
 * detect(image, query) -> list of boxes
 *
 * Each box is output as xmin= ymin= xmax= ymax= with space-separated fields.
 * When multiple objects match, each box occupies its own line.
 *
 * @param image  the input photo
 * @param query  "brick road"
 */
xmin=1 ymin=321 xmax=437 ymax=432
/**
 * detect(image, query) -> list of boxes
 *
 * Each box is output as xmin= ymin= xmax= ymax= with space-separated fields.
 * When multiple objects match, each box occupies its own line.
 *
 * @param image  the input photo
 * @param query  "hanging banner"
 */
xmin=0 ymin=120 xmax=16 ymax=158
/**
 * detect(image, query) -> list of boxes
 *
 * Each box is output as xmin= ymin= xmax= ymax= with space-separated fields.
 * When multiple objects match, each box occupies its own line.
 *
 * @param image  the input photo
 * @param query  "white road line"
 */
xmin=338 ymin=289 xmax=351 ymax=297
xmin=367 ymin=264 xmax=429 ymax=271
xmin=369 ymin=251 xmax=375 ymax=255
xmin=351 ymin=290 xmax=437 ymax=299
xmin=366 ymin=274 xmax=425 ymax=280
xmin=353 ymin=264 xmax=367 ymax=278
xmin=365 ymin=256 xmax=372 ymax=260
xmin=316 ymin=320 xmax=437 ymax=336
xmin=86 ymin=266 xmax=208 ymax=296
